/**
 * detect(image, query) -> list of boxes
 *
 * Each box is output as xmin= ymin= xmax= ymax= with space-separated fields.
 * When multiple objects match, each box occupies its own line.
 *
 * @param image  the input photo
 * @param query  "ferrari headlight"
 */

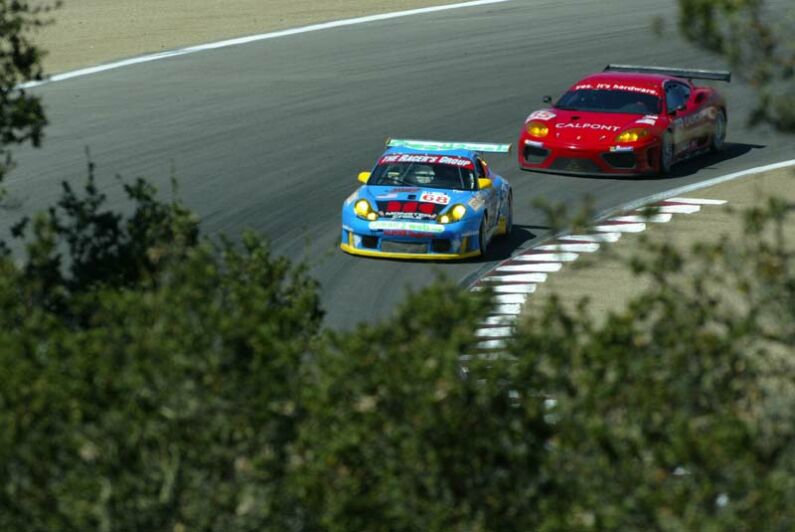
xmin=615 ymin=128 xmax=650 ymax=143
xmin=354 ymin=199 xmax=378 ymax=221
xmin=526 ymin=121 xmax=549 ymax=138
xmin=438 ymin=204 xmax=467 ymax=224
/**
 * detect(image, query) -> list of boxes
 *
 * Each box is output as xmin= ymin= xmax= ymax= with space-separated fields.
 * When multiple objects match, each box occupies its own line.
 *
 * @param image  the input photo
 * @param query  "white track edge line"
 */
xmin=470 ymin=159 xmax=795 ymax=345
xmin=609 ymin=159 xmax=795 ymax=218
xmin=19 ymin=0 xmax=515 ymax=89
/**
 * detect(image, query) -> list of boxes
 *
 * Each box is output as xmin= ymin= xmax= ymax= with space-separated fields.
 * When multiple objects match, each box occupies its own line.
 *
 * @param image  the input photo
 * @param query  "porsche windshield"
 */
xmin=555 ymin=89 xmax=661 ymax=115
xmin=369 ymin=161 xmax=477 ymax=191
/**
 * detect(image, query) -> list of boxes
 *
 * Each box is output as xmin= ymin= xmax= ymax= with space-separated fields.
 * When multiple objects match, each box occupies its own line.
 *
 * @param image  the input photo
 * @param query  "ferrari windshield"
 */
xmin=369 ymin=160 xmax=477 ymax=191
xmin=555 ymin=89 xmax=662 ymax=115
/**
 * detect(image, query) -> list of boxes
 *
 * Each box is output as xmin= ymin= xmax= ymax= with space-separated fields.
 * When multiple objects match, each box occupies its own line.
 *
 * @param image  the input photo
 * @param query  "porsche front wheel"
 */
xmin=504 ymin=193 xmax=513 ymax=236
xmin=478 ymin=220 xmax=487 ymax=257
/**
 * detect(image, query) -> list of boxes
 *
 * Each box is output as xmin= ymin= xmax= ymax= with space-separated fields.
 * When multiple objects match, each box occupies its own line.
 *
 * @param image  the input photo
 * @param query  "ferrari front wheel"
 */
xmin=658 ymin=131 xmax=674 ymax=176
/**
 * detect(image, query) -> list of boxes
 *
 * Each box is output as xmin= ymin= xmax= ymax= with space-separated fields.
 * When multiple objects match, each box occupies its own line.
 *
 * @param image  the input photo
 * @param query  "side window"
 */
xmin=665 ymin=82 xmax=691 ymax=112
xmin=475 ymin=158 xmax=487 ymax=178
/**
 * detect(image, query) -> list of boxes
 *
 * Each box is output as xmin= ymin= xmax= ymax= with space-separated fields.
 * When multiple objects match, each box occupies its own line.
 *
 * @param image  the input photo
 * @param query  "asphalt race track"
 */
xmin=6 ymin=0 xmax=792 ymax=329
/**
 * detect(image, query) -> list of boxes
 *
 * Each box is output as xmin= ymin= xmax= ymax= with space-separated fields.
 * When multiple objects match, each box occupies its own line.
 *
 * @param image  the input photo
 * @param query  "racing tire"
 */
xmin=710 ymin=109 xmax=727 ymax=153
xmin=478 ymin=220 xmax=487 ymax=258
xmin=658 ymin=131 xmax=674 ymax=176
xmin=503 ymin=193 xmax=513 ymax=237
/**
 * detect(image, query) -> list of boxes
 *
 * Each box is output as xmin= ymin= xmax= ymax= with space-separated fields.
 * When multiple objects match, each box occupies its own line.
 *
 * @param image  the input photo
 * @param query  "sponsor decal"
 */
xmin=468 ymin=195 xmax=485 ymax=210
xmin=389 ymin=187 xmax=419 ymax=193
xmin=558 ymin=123 xmax=621 ymax=132
xmin=376 ymin=192 xmax=399 ymax=199
xmin=379 ymin=153 xmax=474 ymax=169
xmin=381 ymin=200 xmax=439 ymax=220
xmin=420 ymin=192 xmax=450 ymax=205
xmin=574 ymin=83 xmax=658 ymax=96
xmin=370 ymin=220 xmax=444 ymax=233
xmin=383 ymin=229 xmax=435 ymax=238
xmin=674 ymin=108 xmax=712 ymax=129
xmin=635 ymin=115 xmax=658 ymax=126
xmin=609 ymin=146 xmax=634 ymax=152
xmin=528 ymin=110 xmax=556 ymax=121
xmin=387 ymin=139 xmax=511 ymax=153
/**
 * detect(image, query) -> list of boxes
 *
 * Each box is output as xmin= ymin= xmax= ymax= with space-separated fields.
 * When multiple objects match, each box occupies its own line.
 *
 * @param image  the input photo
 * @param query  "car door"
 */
xmin=476 ymin=157 xmax=499 ymax=233
xmin=665 ymin=81 xmax=697 ymax=156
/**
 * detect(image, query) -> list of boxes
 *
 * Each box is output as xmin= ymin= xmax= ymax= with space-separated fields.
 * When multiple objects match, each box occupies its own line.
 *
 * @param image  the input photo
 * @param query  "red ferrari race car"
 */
xmin=518 ymin=64 xmax=731 ymax=176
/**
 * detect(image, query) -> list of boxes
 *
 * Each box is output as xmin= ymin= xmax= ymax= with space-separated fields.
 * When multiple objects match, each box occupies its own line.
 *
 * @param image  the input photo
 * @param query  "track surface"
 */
xmin=6 ymin=0 xmax=792 ymax=329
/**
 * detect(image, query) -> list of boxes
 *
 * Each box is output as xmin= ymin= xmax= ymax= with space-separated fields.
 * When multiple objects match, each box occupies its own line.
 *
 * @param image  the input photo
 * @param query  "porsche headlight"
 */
xmin=438 ymin=204 xmax=467 ymax=224
xmin=526 ymin=121 xmax=549 ymax=138
xmin=615 ymin=128 xmax=650 ymax=143
xmin=354 ymin=199 xmax=378 ymax=221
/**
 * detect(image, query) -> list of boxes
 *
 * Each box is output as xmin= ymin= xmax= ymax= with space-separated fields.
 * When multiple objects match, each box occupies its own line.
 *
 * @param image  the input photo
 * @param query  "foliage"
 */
xmin=0 ymin=0 xmax=792 ymax=529
xmin=3 ymin=169 xmax=792 ymax=531
xmin=290 ymin=284 xmax=551 ymax=531
xmin=0 ymin=0 xmax=57 ymax=189
xmin=505 ymin=194 xmax=795 ymax=530
xmin=676 ymin=0 xmax=795 ymax=130
xmin=0 ymin=174 xmax=324 ymax=531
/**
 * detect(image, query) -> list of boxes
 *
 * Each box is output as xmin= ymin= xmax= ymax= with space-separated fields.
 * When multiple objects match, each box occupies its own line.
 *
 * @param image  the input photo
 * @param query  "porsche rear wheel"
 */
xmin=658 ymin=131 xmax=674 ymax=176
xmin=710 ymin=109 xmax=727 ymax=152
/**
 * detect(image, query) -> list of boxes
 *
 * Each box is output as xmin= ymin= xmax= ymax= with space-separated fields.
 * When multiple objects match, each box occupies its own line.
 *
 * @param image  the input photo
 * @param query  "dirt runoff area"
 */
xmin=523 ymin=165 xmax=795 ymax=321
xmin=35 ymin=0 xmax=463 ymax=74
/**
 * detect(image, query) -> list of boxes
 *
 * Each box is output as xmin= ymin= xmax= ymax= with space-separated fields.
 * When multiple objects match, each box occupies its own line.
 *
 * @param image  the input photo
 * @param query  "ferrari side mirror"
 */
xmin=542 ymin=95 xmax=552 ymax=104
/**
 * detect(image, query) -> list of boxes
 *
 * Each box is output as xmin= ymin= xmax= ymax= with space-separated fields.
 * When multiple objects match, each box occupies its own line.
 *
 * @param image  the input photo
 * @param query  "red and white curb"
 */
xmin=468 ymin=196 xmax=727 ymax=351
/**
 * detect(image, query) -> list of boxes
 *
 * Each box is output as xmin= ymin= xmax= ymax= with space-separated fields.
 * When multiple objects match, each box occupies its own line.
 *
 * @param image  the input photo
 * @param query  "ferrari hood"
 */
xmin=528 ymin=109 xmax=660 ymax=145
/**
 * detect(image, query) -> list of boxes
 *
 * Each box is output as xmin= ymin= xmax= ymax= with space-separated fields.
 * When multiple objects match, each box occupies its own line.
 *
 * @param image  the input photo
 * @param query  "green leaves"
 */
xmin=0 ymin=168 xmax=793 ymax=530
xmin=0 ymin=0 xmax=57 ymax=187
xmin=676 ymin=0 xmax=795 ymax=131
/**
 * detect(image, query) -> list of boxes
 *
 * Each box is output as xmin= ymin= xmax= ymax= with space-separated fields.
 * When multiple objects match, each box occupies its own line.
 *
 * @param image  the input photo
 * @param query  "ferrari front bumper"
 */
xmin=518 ymin=137 xmax=660 ymax=176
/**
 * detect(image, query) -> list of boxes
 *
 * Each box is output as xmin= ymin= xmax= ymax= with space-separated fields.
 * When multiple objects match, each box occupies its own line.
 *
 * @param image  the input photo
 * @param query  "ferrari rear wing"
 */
xmin=604 ymin=64 xmax=731 ymax=82
xmin=386 ymin=138 xmax=512 ymax=154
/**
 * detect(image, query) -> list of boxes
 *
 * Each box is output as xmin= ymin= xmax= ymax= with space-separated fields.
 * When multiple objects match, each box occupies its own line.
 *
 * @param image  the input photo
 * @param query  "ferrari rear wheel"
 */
xmin=710 ymin=109 xmax=727 ymax=152
xmin=659 ymin=131 xmax=674 ymax=176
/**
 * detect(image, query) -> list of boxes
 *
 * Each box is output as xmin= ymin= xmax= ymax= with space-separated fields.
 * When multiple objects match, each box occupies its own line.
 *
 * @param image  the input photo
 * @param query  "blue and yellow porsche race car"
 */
xmin=341 ymin=139 xmax=513 ymax=260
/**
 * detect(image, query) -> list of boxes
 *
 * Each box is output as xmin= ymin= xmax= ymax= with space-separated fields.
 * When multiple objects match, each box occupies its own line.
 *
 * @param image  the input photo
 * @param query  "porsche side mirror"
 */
xmin=478 ymin=178 xmax=493 ymax=190
xmin=358 ymin=171 xmax=371 ymax=183
xmin=542 ymin=95 xmax=552 ymax=104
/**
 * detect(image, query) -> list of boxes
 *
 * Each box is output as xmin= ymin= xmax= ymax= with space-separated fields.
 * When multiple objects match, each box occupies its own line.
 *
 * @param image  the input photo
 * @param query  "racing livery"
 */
xmin=518 ymin=64 xmax=731 ymax=176
xmin=341 ymin=139 xmax=513 ymax=260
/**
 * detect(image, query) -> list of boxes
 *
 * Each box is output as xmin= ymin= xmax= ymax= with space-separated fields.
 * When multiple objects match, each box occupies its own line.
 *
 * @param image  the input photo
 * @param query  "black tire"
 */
xmin=658 ymin=131 xmax=674 ymax=176
xmin=710 ymin=109 xmax=727 ymax=153
xmin=478 ymin=220 xmax=487 ymax=257
xmin=503 ymin=192 xmax=513 ymax=236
